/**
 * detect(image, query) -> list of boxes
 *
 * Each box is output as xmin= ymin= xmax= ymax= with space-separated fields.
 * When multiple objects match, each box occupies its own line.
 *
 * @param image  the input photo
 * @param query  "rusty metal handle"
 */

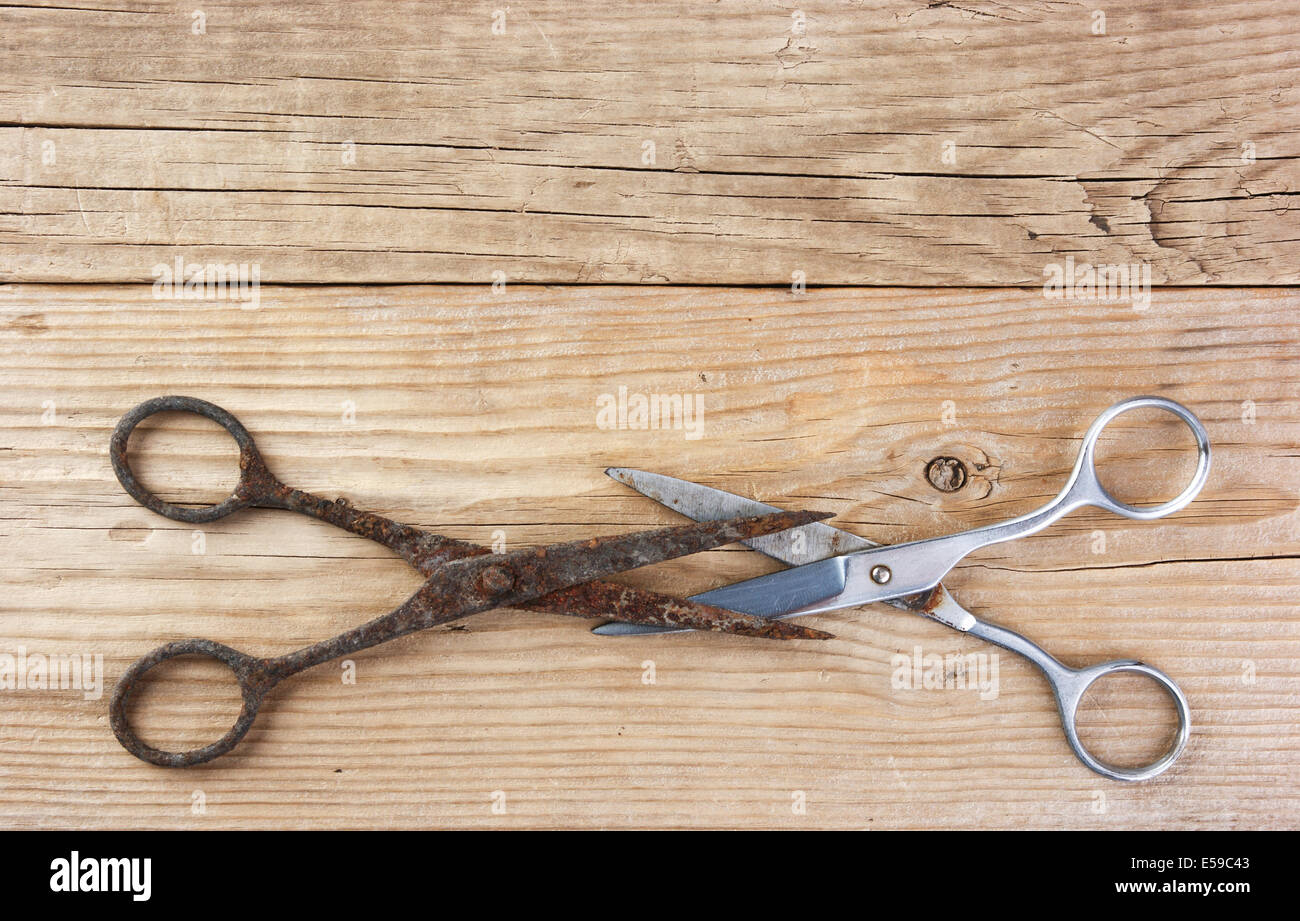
xmin=108 ymin=639 xmax=279 ymax=768
xmin=110 ymin=395 xmax=282 ymax=524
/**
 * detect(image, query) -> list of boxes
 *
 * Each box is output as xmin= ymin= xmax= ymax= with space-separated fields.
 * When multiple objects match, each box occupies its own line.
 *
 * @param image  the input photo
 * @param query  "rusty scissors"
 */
xmin=108 ymin=396 xmax=831 ymax=767
xmin=594 ymin=396 xmax=1211 ymax=781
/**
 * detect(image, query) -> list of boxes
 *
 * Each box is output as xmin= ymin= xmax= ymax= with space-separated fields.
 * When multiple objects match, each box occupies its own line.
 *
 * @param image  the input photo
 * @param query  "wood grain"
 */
xmin=2 ymin=0 xmax=1298 ymax=284
xmin=1 ymin=284 xmax=1296 ymax=829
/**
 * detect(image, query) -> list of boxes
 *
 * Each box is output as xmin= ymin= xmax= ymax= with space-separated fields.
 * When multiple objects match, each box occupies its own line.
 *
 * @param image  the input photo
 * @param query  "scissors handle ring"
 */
xmin=109 ymin=639 xmax=272 ymax=768
xmin=1069 ymin=395 xmax=1212 ymax=521
xmin=110 ymin=395 xmax=278 ymax=524
xmin=1054 ymin=660 xmax=1191 ymax=782
xmin=968 ymin=618 xmax=1189 ymax=781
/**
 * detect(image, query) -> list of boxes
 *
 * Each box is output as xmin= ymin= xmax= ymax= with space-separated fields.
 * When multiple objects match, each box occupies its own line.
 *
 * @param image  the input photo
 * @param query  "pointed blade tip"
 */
xmin=793 ymin=510 xmax=836 ymax=525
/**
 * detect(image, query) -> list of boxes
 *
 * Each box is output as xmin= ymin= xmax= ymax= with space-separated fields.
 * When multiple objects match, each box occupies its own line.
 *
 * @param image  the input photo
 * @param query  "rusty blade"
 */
xmin=272 ymin=511 xmax=836 ymax=676
xmin=247 ymin=486 xmax=832 ymax=637
xmin=407 ymin=509 xmax=838 ymax=632
xmin=367 ymin=511 xmax=833 ymax=638
xmin=532 ymin=582 xmax=833 ymax=640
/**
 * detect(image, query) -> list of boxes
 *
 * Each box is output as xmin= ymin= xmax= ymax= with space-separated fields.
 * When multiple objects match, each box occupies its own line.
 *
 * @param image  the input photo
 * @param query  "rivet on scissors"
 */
xmin=477 ymin=565 xmax=515 ymax=594
xmin=870 ymin=565 xmax=892 ymax=585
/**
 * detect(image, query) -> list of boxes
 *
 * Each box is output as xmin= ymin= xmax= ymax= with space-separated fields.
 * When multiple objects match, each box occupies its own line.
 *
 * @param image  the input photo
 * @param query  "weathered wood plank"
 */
xmin=1 ymin=284 xmax=1296 ymax=828
xmin=2 ymin=0 xmax=1297 ymax=283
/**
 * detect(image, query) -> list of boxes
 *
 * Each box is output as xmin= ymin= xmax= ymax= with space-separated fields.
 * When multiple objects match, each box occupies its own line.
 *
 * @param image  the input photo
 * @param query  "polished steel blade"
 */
xmin=605 ymin=468 xmax=878 ymax=564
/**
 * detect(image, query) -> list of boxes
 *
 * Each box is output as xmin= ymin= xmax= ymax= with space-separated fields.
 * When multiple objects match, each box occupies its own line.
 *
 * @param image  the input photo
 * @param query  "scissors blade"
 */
xmin=404 ymin=510 xmax=836 ymax=633
xmin=594 ymin=469 xmax=977 ymax=635
xmin=605 ymin=467 xmax=878 ymax=563
xmin=594 ymin=470 xmax=860 ymax=635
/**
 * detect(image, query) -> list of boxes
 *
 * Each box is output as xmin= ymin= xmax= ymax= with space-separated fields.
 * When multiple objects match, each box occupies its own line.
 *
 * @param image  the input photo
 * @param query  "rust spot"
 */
xmin=476 ymin=564 xmax=515 ymax=594
xmin=895 ymin=584 xmax=945 ymax=615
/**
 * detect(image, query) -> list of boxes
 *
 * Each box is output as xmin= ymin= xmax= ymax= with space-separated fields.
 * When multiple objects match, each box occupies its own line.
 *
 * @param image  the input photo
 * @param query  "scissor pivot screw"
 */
xmin=870 ymin=565 xmax=892 ymax=584
xmin=477 ymin=565 xmax=515 ymax=594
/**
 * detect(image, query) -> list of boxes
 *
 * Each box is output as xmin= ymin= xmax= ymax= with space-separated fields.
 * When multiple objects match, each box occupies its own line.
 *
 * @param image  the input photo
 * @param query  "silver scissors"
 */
xmin=594 ymin=396 xmax=1212 ymax=781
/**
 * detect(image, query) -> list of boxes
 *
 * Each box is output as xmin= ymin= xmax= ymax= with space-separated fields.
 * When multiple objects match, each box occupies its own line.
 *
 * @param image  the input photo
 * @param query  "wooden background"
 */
xmin=1 ymin=0 xmax=1298 ymax=829
xmin=4 ymin=0 xmax=1298 ymax=284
